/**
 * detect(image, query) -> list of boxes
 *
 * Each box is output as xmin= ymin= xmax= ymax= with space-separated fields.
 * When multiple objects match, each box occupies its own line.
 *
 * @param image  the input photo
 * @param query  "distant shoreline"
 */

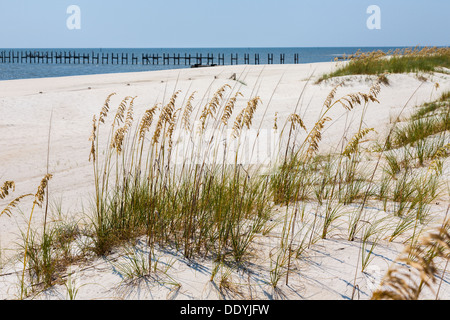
xmin=0 ymin=46 xmax=424 ymax=81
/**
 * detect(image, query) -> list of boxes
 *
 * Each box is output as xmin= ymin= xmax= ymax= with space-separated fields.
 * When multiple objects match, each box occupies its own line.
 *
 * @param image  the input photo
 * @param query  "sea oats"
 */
xmin=139 ymin=105 xmax=159 ymax=142
xmin=369 ymin=75 xmax=383 ymax=99
xmin=287 ymin=113 xmax=307 ymax=132
xmin=231 ymin=108 xmax=245 ymax=139
xmin=273 ymin=112 xmax=278 ymax=130
xmin=182 ymin=91 xmax=197 ymax=131
xmin=89 ymin=115 xmax=97 ymax=162
xmin=243 ymin=96 xmax=261 ymax=129
xmin=111 ymin=97 xmax=136 ymax=153
xmin=124 ymin=96 xmax=137 ymax=130
xmin=372 ymin=218 xmax=450 ymax=300
xmin=221 ymin=91 xmax=243 ymax=126
xmin=111 ymin=127 xmax=128 ymax=153
xmin=0 ymin=181 xmax=15 ymax=199
xmin=1 ymin=194 xmax=32 ymax=218
xmin=167 ymin=108 xmax=181 ymax=150
xmin=324 ymin=82 xmax=343 ymax=109
xmin=428 ymin=143 xmax=450 ymax=174
xmin=0 ymin=181 xmax=32 ymax=218
xmin=337 ymin=93 xmax=365 ymax=110
xmin=342 ymin=128 xmax=376 ymax=158
xmin=99 ymin=92 xmax=116 ymax=124
xmin=231 ymin=96 xmax=261 ymax=138
xmin=200 ymin=84 xmax=231 ymax=131
xmin=113 ymin=96 xmax=132 ymax=127
xmin=330 ymin=84 xmax=380 ymax=112
xmin=305 ymin=117 xmax=332 ymax=158
xmin=152 ymin=91 xmax=181 ymax=145
xmin=33 ymin=174 xmax=53 ymax=208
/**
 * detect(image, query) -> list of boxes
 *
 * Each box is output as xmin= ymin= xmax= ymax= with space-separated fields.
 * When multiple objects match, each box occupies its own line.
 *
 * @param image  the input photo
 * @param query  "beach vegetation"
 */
xmin=319 ymin=47 xmax=450 ymax=82
xmin=2 ymin=71 xmax=449 ymax=300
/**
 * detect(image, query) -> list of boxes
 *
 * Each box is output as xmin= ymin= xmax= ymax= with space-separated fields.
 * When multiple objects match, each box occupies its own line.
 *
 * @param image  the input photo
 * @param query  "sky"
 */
xmin=0 ymin=0 xmax=448 ymax=48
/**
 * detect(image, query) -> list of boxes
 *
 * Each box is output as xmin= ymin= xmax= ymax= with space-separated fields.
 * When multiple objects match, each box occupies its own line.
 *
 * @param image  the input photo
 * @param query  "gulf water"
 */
xmin=0 ymin=47 xmax=405 ymax=81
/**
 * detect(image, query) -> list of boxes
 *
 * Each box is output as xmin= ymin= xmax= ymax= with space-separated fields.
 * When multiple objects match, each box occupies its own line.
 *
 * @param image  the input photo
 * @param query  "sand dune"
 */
xmin=1 ymin=62 xmax=449 ymax=300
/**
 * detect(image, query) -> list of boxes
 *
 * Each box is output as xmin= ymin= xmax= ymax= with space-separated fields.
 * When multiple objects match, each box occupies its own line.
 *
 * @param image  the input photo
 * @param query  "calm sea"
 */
xmin=0 ymin=47 xmax=404 ymax=81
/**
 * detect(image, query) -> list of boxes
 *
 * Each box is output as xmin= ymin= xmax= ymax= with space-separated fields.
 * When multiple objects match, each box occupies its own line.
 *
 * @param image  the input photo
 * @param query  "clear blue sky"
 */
xmin=0 ymin=0 xmax=448 ymax=48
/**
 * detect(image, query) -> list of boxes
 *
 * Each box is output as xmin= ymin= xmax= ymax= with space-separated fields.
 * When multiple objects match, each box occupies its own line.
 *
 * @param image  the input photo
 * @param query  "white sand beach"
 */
xmin=0 ymin=61 xmax=449 ymax=300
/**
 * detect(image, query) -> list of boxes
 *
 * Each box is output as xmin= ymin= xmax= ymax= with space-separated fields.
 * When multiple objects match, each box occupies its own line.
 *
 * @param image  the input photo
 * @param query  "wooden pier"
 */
xmin=0 ymin=50 xmax=300 ymax=66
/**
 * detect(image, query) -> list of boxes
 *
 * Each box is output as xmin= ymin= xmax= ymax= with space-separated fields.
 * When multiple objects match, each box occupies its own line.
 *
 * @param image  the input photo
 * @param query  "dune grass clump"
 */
xmin=372 ymin=90 xmax=449 ymax=223
xmin=87 ymin=86 xmax=274 ymax=267
xmin=319 ymin=47 xmax=450 ymax=82
xmin=83 ymin=77 xmax=388 ymax=288
xmin=386 ymin=93 xmax=450 ymax=155
xmin=270 ymin=78 xmax=382 ymax=208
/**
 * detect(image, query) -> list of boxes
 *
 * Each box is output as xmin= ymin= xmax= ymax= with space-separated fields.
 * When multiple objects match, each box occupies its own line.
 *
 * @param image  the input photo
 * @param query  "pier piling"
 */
xmin=0 ymin=50 xmax=300 ymax=67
